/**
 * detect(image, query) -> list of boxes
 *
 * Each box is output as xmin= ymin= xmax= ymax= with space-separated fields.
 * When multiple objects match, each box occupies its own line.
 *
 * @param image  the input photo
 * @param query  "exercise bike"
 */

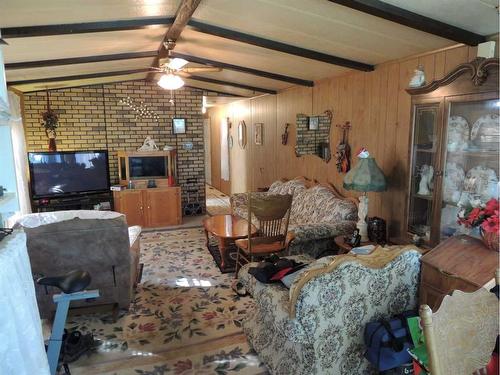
xmin=37 ymin=270 xmax=99 ymax=375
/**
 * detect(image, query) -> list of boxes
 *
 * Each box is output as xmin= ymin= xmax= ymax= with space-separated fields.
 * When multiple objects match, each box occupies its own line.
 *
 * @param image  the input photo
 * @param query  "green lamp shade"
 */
xmin=343 ymin=157 xmax=387 ymax=192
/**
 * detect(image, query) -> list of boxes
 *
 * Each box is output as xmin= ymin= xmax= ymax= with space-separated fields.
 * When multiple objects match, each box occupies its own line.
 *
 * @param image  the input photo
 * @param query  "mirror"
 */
xmin=238 ymin=120 xmax=247 ymax=149
xmin=295 ymin=112 xmax=332 ymax=162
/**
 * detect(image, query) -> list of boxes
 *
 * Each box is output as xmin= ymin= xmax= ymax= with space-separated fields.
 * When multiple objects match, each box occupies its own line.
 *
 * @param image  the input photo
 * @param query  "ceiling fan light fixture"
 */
xmin=157 ymin=73 xmax=185 ymax=90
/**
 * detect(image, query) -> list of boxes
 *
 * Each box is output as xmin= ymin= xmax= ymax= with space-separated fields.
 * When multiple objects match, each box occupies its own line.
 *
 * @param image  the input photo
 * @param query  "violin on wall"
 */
xmin=335 ymin=121 xmax=351 ymax=173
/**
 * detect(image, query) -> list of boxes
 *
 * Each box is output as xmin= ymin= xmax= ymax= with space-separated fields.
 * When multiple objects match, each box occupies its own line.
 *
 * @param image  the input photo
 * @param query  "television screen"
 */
xmin=129 ymin=156 xmax=166 ymax=178
xmin=28 ymin=151 xmax=110 ymax=198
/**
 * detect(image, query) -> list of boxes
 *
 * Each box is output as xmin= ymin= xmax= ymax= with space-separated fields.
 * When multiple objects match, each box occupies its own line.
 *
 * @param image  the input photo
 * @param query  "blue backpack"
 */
xmin=364 ymin=311 xmax=416 ymax=371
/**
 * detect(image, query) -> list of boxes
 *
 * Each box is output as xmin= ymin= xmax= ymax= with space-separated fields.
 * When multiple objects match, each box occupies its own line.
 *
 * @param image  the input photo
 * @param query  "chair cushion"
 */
xmin=235 ymin=232 xmax=295 ymax=254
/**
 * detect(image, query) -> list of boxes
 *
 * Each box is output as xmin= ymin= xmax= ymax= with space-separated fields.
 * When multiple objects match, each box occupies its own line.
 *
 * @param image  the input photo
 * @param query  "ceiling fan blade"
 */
xmin=182 ymin=67 xmax=222 ymax=73
xmin=168 ymin=57 xmax=189 ymax=70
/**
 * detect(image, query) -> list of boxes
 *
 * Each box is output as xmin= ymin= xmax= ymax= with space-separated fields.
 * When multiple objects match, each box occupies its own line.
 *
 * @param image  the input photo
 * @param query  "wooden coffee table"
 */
xmin=203 ymin=214 xmax=257 ymax=270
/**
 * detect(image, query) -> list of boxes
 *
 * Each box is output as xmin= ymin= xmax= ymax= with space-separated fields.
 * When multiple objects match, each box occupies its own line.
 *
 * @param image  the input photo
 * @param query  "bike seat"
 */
xmin=37 ymin=270 xmax=91 ymax=294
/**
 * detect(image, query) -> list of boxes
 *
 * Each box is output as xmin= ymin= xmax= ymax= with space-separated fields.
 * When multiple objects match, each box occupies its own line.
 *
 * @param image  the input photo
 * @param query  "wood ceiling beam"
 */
xmin=187 ymin=75 xmax=277 ymax=95
xmin=184 ymin=85 xmax=246 ymax=97
xmin=187 ymin=20 xmax=374 ymax=71
xmin=7 ymin=68 xmax=151 ymax=86
xmin=20 ymin=78 xmax=147 ymax=93
xmin=148 ymin=0 xmax=202 ymax=80
xmin=5 ymin=51 xmax=159 ymax=70
xmin=1 ymin=17 xmax=175 ymax=38
xmin=170 ymin=52 xmax=314 ymax=87
xmin=327 ymin=0 xmax=485 ymax=46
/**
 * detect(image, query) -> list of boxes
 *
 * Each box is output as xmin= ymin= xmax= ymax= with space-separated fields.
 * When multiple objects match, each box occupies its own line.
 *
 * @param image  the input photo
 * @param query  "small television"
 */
xmin=118 ymin=150 xmax=177 ymax=186
xmin=28 ymin=150 xmax=110 ymax=198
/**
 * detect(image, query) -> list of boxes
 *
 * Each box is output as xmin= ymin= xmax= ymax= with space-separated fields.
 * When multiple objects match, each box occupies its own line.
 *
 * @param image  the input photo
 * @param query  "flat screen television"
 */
xmin=28 ymin=150 xmax=110 ymax=198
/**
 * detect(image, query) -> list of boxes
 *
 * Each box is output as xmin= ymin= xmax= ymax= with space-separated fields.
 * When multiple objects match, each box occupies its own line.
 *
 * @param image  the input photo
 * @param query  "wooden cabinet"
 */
xmin=419 ymin=235 xmax=498 ymax=310
xmin=114 ymin=187 xmax=181 ymax=228
xmin=405 ymin=58 xmax=499 ymax=246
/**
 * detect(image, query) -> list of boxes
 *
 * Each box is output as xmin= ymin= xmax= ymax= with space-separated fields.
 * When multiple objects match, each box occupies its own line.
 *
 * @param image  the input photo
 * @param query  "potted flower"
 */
xmin=457 ymin=198 xmax=499 ymax=251
xmin=41 ymin=90 xmax=59 ymax=151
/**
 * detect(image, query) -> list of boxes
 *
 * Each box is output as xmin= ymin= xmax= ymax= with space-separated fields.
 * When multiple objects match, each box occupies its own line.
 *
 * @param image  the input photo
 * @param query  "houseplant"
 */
xmin=457 ymin=197 xmax=499 ymax=251
xmin=41 ymin=90 xmax=59 ymax=151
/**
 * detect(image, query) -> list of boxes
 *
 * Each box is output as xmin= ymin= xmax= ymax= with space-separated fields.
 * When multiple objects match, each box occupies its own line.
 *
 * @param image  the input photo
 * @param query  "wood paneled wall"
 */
xmin=209 ymin=44 xmax=479 ymax=236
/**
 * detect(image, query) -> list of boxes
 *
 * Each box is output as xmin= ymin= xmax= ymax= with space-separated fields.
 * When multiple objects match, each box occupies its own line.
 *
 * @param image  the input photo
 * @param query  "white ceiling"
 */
xmin=380 ymin=0 xmax=499 ymax=36
xmin=1 ymin=0 xmax=498 ymax=95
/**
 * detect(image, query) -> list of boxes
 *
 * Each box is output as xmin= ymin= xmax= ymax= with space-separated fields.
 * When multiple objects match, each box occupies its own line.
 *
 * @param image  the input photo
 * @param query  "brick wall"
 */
xmin=23 ymin=80 xmax=212 ymax=211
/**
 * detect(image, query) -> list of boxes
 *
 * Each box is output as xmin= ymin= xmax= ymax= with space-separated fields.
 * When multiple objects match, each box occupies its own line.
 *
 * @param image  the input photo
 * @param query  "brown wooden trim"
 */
xmin=406 ymin=58 xmax=500 ymax=95
xmin=148 ymin=0 xmax=202 ymax=80
xmin=5 ymin=51 xmax=159 ymax=70
xmin=327 ymin=0 xmax=485 ymax=46
xmin=170 ymin=52 xmax=314 ymax=87
xmin=187 ymin=20 xmax=374 ymax=71
xmin=7 ymin=68 xmax=150 ymax=86
xmin=1 ymin=17 xmax=175 ymax=38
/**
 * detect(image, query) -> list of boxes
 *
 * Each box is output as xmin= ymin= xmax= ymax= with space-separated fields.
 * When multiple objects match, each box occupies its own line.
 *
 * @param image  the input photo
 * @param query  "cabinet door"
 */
xmin=118 ymin=190 xmax=144 ymax=226
xmin=407 ymin=101 xmax=443 ymax=245
xmin=145 ymin=189 xmax=181 ymax=227
xmin=439 ymin=93 xmax=499 ymax=243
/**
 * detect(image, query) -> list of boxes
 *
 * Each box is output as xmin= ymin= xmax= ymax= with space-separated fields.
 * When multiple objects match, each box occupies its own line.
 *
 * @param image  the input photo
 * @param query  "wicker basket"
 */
xmin=480 ymin=227 xmax=499 ymax=252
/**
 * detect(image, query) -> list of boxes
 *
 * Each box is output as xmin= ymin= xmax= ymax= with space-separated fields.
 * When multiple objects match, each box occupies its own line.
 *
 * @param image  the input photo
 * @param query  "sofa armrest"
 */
xmin=290 ymin=220 xmax=356 ymax=242
xmin=288 ymin=245 xmax=422 ymax=318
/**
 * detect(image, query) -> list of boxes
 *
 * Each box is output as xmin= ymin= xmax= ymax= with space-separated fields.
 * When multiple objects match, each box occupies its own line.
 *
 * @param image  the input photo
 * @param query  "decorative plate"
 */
xmin=443 ymin=162 xmax=465 ymax=203
xmin=447 ymin=116 xmax=469 ymax=152
xmin=471 ymin=114 xmax=499 ymax=150
xmin=464 ymin=165 xmax=498 ymax=202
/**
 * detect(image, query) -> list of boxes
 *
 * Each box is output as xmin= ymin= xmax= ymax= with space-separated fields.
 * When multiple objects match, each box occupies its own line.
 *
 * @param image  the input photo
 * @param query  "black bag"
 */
xmin=364 ymin=311 xmax=416 ymax=372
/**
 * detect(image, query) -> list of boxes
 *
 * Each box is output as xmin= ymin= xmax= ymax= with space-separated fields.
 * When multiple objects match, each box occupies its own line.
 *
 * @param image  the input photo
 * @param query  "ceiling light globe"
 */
xmin=157 ymin=74 xmax=185 ymax=90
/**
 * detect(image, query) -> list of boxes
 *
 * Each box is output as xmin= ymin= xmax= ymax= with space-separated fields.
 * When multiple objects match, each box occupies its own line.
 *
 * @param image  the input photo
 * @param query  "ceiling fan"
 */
xmin=151 ymin=51 xmax=221 ymax=90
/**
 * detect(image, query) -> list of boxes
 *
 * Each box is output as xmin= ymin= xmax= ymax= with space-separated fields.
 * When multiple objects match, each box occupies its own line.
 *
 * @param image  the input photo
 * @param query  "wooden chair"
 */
xmin=419 ymin=270 xmax=499 ymax=375
xmin=234 ymin=193 xmax=294 ymax=276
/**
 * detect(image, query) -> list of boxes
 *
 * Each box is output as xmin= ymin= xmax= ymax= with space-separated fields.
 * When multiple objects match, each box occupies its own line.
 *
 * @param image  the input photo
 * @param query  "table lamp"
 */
xmin=343 ymin=148 xmax=386 ymax=241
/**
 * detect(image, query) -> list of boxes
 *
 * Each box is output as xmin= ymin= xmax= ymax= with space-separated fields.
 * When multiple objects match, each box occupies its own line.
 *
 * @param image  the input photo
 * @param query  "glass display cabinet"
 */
xmin=406 ymin=58 xmax=499 ymax=246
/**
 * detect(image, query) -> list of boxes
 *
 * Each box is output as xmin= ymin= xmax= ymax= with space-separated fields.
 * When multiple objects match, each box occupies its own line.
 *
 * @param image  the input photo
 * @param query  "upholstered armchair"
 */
xmin=18 ymin=210 xmax=139 ymax=319
xmin=231 ymin=177 xmax=358 ymax=258
xmin=237 ymin=246 xmax=422 ymax=375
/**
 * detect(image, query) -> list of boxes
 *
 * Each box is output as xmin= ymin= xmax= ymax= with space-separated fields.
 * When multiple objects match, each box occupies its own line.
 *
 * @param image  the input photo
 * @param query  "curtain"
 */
xmin=8 ymin=91 xmax=31 ymax=217
xmin=0 ymin=231 xmax=50 ymax=375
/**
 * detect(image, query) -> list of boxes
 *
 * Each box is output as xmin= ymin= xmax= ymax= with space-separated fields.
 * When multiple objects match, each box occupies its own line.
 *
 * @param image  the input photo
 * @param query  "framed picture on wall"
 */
xmin=308 ymin=116 xmax=319 ymax=130
xmin=172 ymin=118 xmax=186 ymax=134
xmin=255 ymin=123 xmax=263 ymax=145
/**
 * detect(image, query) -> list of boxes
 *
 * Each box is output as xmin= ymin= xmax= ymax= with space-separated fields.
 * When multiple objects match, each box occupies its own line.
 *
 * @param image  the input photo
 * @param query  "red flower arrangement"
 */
xmin=458 ymin=198 xmax=499 ymax=251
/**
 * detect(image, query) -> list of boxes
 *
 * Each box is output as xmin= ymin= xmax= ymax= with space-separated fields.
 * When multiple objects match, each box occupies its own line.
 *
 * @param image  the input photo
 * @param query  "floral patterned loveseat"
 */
xmin=230 ymin=177 xmax=358 ymax=258
xmin=237 ymin=245 xmax=422 ymax=375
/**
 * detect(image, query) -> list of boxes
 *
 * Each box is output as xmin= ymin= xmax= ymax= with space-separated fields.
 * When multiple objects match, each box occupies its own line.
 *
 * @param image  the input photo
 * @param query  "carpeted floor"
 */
xmin=67 ymin=228 xmax=267 ymax=375
xmin=206 ymin=185 xmax=231 ymax=216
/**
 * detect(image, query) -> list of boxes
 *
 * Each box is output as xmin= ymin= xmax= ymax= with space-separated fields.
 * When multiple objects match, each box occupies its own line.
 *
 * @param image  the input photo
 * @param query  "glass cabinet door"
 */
xmin=439 ymin=96 xmax=500 ymax=241
xmin=408 ymin=104 xmax=440 ymax=241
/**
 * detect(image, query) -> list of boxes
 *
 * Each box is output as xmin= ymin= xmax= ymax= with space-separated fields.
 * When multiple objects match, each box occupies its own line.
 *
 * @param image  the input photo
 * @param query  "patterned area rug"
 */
xmin=207 ymin=238 xmax=238 ymax=274
xmin=206 ymin=185 xmax=231 ymax=216
xmin=66 ymin=228 xmax=267 ymax=375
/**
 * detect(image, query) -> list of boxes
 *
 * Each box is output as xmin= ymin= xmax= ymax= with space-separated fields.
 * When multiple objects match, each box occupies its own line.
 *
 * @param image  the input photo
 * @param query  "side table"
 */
xmin=334 ymin=235 xmax=377 ymax=255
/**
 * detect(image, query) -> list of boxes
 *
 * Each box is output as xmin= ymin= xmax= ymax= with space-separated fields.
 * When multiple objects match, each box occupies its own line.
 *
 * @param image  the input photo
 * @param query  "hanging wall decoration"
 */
xmin=41 ymin=90 xmax=59 ymax=152
xmin=335 ymin=121 xmax=351 ymax=173
xmin=118 ymin=96 xmax=160 ymax=122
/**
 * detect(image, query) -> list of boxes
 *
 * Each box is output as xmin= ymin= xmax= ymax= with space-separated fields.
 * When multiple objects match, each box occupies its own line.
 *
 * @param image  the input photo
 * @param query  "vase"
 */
xmin=480 ymin=227 xmax=499 ymax=252
xmin=48 ymin=137 xmax=57 ymax=152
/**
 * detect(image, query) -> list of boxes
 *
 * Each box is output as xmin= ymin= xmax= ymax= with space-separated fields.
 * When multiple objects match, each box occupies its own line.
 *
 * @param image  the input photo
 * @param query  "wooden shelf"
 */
xmin=447 ymin=150 xmax=499 ymax=157
xmin=415 ymin=147 xmax=436 ymax=153
xmin=412 ymin=193 xmax=433 ymax=201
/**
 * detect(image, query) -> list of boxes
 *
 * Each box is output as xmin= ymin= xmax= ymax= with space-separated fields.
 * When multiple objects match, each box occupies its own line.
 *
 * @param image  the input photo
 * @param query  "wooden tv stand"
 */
xmin=113 ymin=186 xmax=182 ymax=228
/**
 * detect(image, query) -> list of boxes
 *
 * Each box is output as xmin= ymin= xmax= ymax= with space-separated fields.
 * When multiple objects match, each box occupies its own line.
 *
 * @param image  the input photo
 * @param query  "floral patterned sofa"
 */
xmin=230 ymin=177 xmax=358 ymax=258
xmin=237 ymin=245 xmax=422 ymax=375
